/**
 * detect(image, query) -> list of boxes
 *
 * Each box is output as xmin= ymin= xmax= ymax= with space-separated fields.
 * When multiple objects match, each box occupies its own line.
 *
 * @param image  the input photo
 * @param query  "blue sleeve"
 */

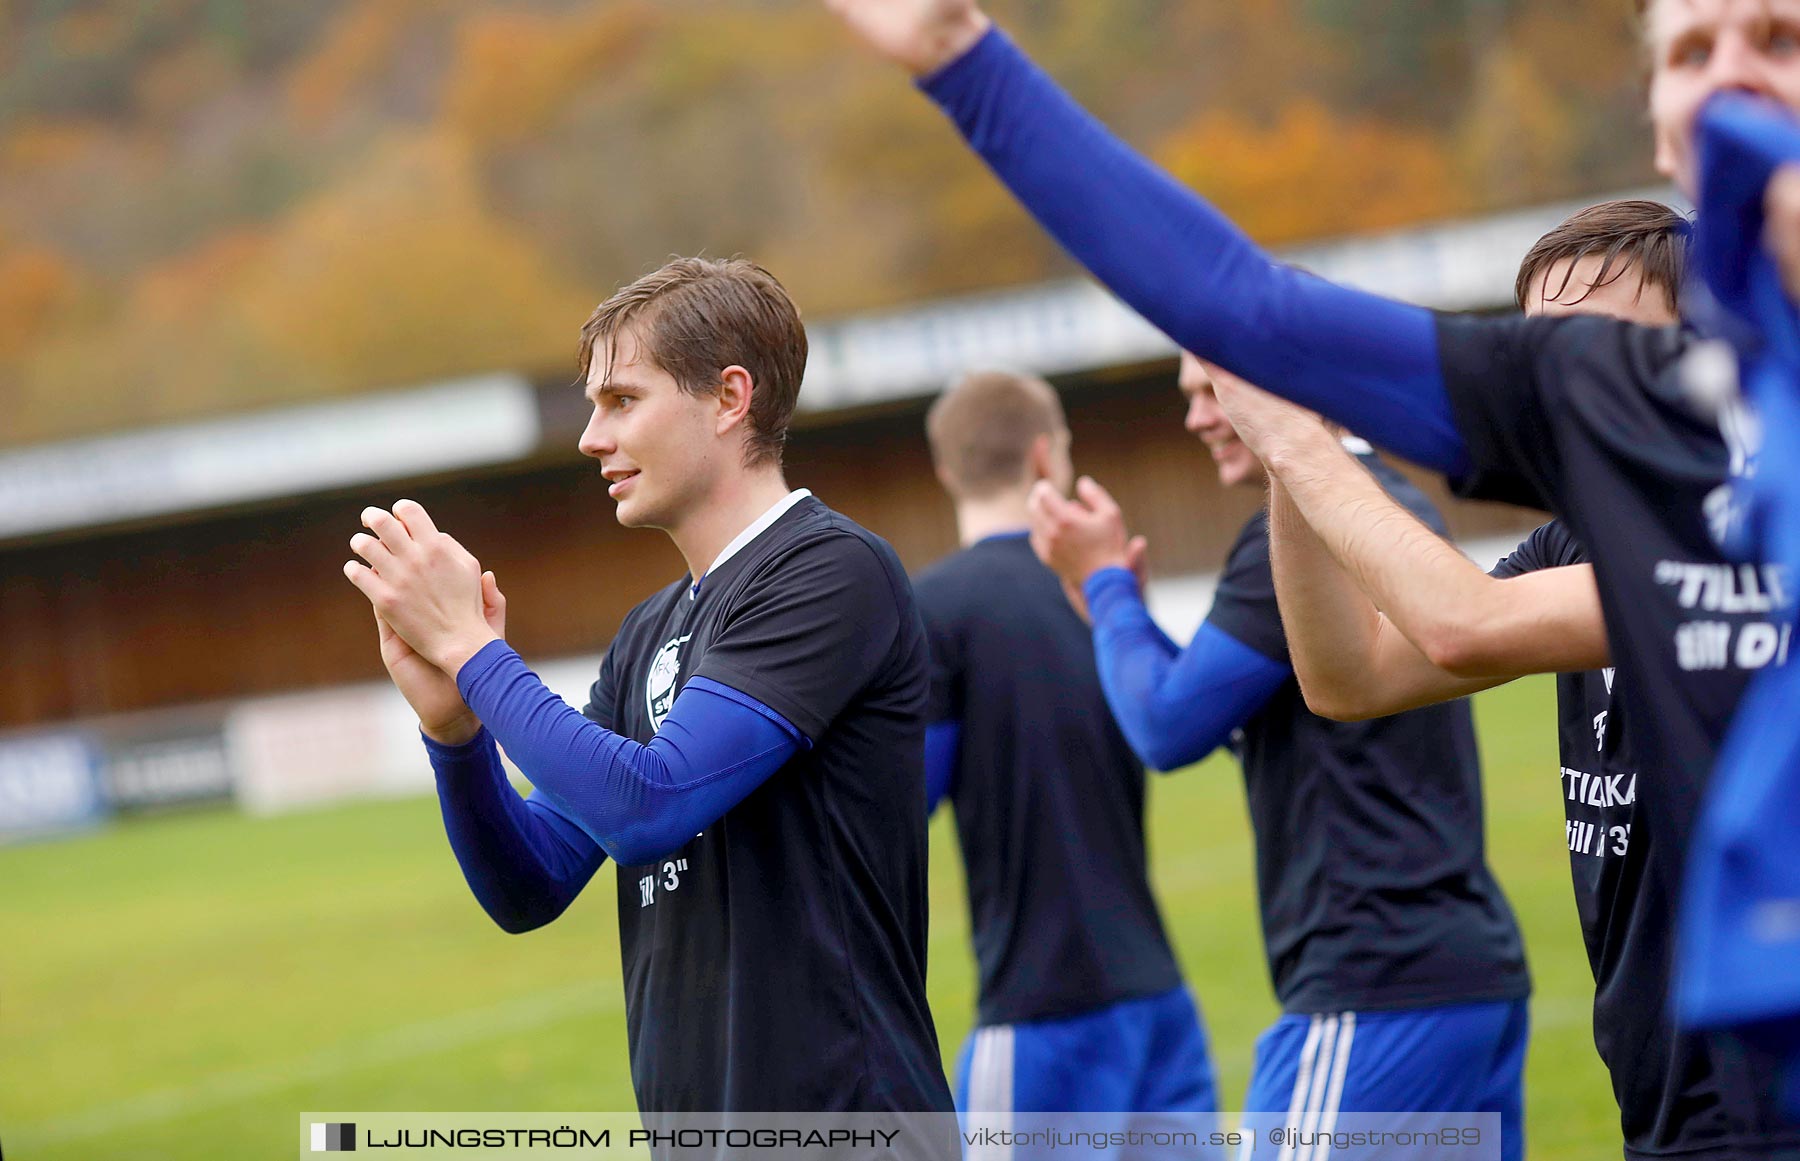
xmin=921 ymin=28 xmax=1469 ymax=477
xmin=1084 ymin=568 xmax=1290 ymax=772
xmin=423 ymin=729 xmax=607 ymax=934
xmin=455 ymin=641 xmax=803 ymax=867
xmin=924 ymin=720 xmax=960 ymax=815
xmin=1694 ymin=92 xmax=1800 ymax=569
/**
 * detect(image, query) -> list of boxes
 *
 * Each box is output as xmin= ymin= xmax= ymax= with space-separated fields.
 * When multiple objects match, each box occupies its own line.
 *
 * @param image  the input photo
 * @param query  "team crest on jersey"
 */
xmin=1682 ymin=339 xmax=1763 ymax=552
xmin=646 ymin=634 xmax=692 ymax=732
xmin=1703 ymin=390 xmax=1761 ymax=552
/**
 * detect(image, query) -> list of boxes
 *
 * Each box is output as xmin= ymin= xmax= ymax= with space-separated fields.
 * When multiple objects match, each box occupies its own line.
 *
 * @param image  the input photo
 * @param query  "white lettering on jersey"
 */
xmin=1653 ymin=561 xmax=1788 ymax=613
xmin=1686 ymin=342 xmax=1760 ymax=546
xmin=1562 ymin=766 xmax=1636 ymax=858
xmin=636 ymin=858 xmax=690 ymax=908
xmin=1652 ymin=561 xmax=1794 ymax=672
xmin=1562 ymin=767 xmax=1637 ymax=808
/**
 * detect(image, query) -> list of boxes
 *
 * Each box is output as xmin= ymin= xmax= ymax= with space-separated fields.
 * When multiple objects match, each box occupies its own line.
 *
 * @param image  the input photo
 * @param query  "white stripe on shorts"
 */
xmin=1295 ymin=1015 xmax=1341 ymax=1159
xmin=1283 ymin=1014 xmax=1327 ymax=1141
xmin=1312 ymin=1011 xmax=1357 ymax=1160
xmin=1295 ymin=1012 xmax=1356 ymax=1161
xmin=966 ymin=1024 xmax=1015 ymax=1161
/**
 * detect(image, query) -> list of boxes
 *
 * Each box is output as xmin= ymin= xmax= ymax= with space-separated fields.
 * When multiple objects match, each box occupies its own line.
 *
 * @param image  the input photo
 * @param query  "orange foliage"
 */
xmin=53 ymin=6 xmax=129 ymax=56
xmin=286 ymin=0 xmax=417 ymax=126
xmin=12 ymin=231 xmax=292 ymax=439
xmin=134 ymin=230 xmax=272 ymax=325
xmin=135 ymin=40 xmax=243 ymax=126
xmin=0 ymin=0 xmax=1655 ymax=449
xmin=1512 ymin=1 xmax=1643 ymax=99
xmin=1457 ymin=47 xmax=1580 ymax=208
xmin=0 ymin=248 xmax=77 ymax=359
xmin=2 ymin=119 xmax=111 ymax=173
xmin=237 ymin=131 xmax=591 ymax=388
xmin=1156 ymin=99 xmax=1472 ymax=245
xmin=444 ymin=4 xmax=656 ymax=149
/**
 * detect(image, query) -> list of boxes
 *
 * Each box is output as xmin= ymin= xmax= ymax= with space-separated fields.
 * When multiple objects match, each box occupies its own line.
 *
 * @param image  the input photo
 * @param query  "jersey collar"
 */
xmin=692 ymin=488 xmax=813 ymax=598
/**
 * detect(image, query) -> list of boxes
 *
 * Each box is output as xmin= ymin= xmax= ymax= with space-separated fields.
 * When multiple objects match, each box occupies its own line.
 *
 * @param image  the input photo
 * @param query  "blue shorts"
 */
xmin=956 ymin=984 xmax=1218 ymax=1113
xmin=1240 ymin=998 xmax=1528 ymax=1161
xmin=953 ymin=986 xmax=1219 ymax=1160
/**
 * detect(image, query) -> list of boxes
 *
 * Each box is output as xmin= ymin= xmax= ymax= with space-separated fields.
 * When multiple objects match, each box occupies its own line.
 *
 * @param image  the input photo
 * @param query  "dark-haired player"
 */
xmin=913 ymin=369 xmax=1215 ymax=1135
xmin=827 ymin=0 xmax=1800 ymax=1152
xmin=343 ymin=257 xmax=954 ymax=1120
xmin=1230 ymin=202 xmax=1764 ymax=1157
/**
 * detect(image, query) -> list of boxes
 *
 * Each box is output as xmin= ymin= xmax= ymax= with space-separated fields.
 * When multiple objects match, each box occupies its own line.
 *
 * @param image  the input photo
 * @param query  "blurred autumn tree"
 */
xmin=0 ymin=0 xmax=1655 ymax=449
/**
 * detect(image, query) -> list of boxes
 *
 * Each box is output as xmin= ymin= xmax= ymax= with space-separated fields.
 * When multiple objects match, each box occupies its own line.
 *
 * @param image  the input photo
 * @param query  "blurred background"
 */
xmin=1 ymin=1 xmax=1661 ymax=1157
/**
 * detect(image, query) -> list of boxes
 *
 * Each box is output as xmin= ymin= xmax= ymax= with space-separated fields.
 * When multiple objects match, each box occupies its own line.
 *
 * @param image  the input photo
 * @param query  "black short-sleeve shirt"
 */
xmin=1491 ymin=522 xmax=1674 ymax=1149
xmin=1441 ymin=316 xmax=1799 ymax=1158
xmin=1490 ymin=522 xmax=1635 ymax=971
xmin=1206 ymin=452 xmax=1529 ymax=1014
xmin=584 ymin=495 xmax=952 ymax=1114
xmin=913 ymin=534 xmax=1183 ymax=1026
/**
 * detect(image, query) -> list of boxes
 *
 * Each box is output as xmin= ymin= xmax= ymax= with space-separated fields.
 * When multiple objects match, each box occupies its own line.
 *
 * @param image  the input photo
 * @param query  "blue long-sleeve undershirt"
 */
xmin=456 ymin=641 xmax=804 ymax=866
xmin=424 ymin=728 xmax=607 ymax=934
xmin=426 ymin=641 xmax=803 ymax=931
xmin=1084 ymin=568 xmax=1289 ymax=772
xmin=924 ymin=720 xmax=960 ymax=814
xmin=921 ymin=27 xmax=1469 ymax=478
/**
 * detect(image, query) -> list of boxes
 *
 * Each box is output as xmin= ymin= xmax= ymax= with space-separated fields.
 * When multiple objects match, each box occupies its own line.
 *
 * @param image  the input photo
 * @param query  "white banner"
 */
xmin=0 ymin=373 xmax=539 ymax=541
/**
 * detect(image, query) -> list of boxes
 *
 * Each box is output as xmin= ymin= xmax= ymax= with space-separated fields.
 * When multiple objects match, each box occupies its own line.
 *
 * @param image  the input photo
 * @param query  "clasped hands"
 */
xmin=343 ymin=500 xmax=506 ymax=742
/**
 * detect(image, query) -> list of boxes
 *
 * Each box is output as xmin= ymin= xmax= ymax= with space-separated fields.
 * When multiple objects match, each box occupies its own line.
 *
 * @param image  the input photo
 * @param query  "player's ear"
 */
xmin=714 ymin=365 xmax=755 ymax=437
xmin=1026 ymin=432 xmax=1054 ymax=483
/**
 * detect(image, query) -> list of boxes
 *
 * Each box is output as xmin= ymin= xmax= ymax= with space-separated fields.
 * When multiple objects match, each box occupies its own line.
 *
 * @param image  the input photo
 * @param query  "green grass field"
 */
xmin=1 ymin=676 xmax=1616 ymax=1159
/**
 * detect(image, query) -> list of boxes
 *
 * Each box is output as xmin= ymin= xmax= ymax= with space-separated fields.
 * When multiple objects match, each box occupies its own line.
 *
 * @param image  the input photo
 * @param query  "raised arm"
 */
xmin=828 ymin=0 xmax=1468 ymax=475
xmin=1218 ymin=378 xmax=1609 ymax=700
xmin=1266 ymin=478 xmax=1506 ymax=721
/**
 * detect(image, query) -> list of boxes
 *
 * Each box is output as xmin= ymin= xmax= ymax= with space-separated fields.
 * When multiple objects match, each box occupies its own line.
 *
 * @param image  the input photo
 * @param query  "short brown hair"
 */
xmin=576 ymin=257 xmax=807 ymax=468
xmin=926 ymin=370 xmax=1067 ymax=498
xmin=1513 ymin=199 xmax=1687 ymax=314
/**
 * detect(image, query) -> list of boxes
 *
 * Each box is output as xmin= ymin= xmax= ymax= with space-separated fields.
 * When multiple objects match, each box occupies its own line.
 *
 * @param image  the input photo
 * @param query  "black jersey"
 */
xmin=1489 ymin=522 xmax=1636 ymax=974
xmin=913 ymin=533 xmax=1183 ymax=1026
xmin=583 ymin=494 xmax=952 ymax=1114
xmin=1491 ymin=521 xmax=1680 ymax=1151
xmin=1442 ymin=316 xmax=1800 ymax=1158
xmin=1208 ymin=453 xmax=1529 ymax=1014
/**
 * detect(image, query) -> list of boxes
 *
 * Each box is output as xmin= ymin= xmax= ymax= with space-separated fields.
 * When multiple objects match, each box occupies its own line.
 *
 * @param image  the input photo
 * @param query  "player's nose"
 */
xmin=1707 ymin=29 xmax=1779 ymax=99
xmin=578 ymin=405 xmax=617 ymax=459
xmin=1187 ymin=396 xmax=1223 ymax=434
xmin=1185 ymin=397 xmax=1209 ymax=433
